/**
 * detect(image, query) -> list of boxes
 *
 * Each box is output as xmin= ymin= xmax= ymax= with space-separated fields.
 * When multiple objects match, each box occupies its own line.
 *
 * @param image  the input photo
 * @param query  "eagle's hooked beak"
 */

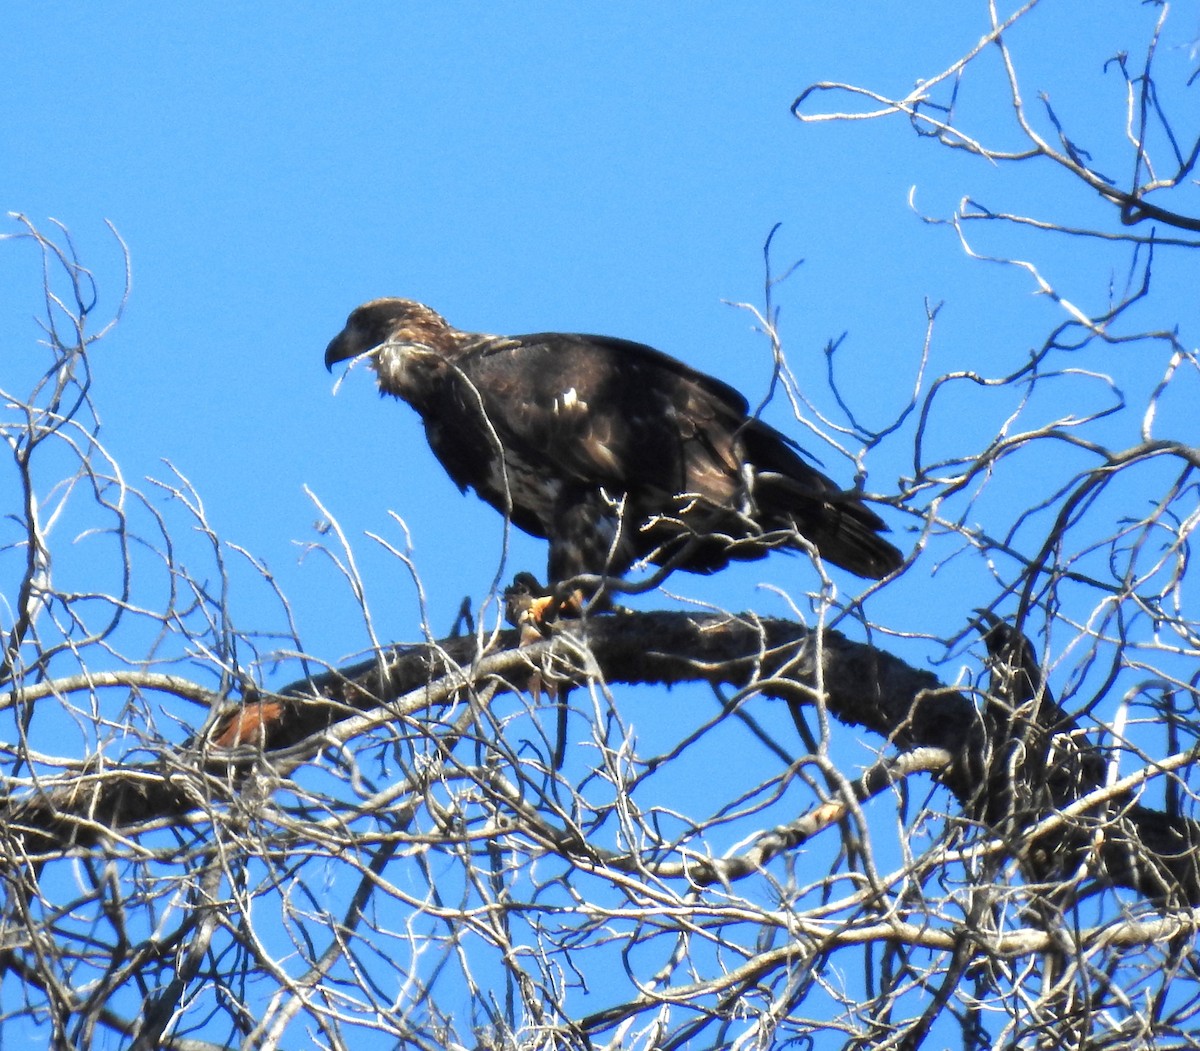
xmin=324 ymin=331 xmax=352 ymax=372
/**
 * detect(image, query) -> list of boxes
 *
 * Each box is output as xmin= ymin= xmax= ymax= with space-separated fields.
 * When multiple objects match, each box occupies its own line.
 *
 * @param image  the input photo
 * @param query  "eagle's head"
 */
xmin=325 ymin=298 xmax=463 ymax=406
xmin=324 ymin=298 xmax=454 ymax=370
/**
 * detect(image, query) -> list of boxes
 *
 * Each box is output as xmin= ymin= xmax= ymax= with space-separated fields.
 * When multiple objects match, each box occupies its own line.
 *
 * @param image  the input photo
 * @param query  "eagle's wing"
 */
xmin=463 ymin=333 xmax=752 ymax=499
xmin=470 ymin=333 xmax=903 ymax=578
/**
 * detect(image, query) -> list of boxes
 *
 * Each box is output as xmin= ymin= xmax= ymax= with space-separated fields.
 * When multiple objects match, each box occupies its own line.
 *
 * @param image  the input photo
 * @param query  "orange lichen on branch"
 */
xmin=211 ymin=700 xmax=286 ymax=749
xmin=808 ymin=800 xmax=845 ymax=833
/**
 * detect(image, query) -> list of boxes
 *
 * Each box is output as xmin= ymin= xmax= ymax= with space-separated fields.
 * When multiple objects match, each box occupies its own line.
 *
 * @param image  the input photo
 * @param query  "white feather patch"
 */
xmin=554 ymin=387 xmax=589 ymax=415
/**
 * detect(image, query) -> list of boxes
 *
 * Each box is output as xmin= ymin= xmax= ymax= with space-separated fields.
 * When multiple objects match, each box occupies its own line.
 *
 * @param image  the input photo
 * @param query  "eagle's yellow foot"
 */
xmin=526 ymin=590 xmax=585 ymax=631
xmin=503 ymin=572 xmax=587 ymax=639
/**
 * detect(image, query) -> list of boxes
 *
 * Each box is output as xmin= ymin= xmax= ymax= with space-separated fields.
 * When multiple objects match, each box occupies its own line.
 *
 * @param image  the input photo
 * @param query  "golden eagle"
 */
xmin=324 ymin=298 xmax=902 ymax=593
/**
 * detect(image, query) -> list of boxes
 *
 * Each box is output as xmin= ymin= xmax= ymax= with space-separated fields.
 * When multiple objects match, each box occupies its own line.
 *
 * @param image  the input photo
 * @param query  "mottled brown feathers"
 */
xmin=325 ymin=298 xmax=903 ymax=583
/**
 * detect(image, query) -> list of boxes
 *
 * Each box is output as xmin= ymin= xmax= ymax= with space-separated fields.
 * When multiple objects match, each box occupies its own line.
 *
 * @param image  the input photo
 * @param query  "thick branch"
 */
xmin=3 ymin=611 xmax=1197 ymax=906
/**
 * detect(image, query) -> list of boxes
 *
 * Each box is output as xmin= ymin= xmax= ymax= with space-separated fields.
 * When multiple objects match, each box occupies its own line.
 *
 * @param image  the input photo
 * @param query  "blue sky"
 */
xmin=5 ymin=0 xmax=1195 ymax=713
xmin=7 ymin=0 xmax=1197 ymax=703
xmin=1 ymin=16 xmax=928 ymax=562
xmin=5 ymin=2 xmax=1200 ymax=1045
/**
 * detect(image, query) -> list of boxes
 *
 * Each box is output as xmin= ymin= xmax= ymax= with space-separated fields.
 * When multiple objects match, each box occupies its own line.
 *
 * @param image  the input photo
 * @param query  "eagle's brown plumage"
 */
xmin=324 ymin=298 xmax=903 ymax=586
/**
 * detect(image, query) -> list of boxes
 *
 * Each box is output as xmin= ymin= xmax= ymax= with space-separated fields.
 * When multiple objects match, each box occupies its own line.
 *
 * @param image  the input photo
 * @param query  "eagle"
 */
xmin=324 ymin=298 xmax=902 ymax=603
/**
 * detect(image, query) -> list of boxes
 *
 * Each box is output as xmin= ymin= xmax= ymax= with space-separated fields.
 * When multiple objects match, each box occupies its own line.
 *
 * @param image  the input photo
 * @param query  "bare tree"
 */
xmin=3 ymin=5 xmax=1200 ymax=1049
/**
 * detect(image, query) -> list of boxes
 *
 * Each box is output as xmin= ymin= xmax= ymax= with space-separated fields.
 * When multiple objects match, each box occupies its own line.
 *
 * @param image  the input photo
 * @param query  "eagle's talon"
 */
xmin=504 ymin=572 xmax=588 ymax=636
xmin=528 ymin=590 xmax=585 ymax=629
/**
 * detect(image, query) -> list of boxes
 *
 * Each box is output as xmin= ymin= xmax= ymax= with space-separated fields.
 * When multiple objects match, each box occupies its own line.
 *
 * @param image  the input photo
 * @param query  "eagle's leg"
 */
xmin=537 ymin=485 xmax=632 ymax=624
xmin=499 ymin=488 xmax=631 ymax=769
xmin=503 ymin=572 xmax=573 ymax=770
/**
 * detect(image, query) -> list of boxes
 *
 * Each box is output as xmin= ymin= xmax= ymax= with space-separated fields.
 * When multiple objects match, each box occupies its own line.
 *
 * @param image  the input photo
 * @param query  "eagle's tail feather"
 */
xmin=755 ymin=472 xmax=904 ymax=580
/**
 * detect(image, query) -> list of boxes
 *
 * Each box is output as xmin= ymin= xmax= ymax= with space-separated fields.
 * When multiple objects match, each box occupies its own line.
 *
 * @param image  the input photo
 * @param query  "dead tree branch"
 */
xmin=5 ymin=610 xmax=1197 ymax=909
